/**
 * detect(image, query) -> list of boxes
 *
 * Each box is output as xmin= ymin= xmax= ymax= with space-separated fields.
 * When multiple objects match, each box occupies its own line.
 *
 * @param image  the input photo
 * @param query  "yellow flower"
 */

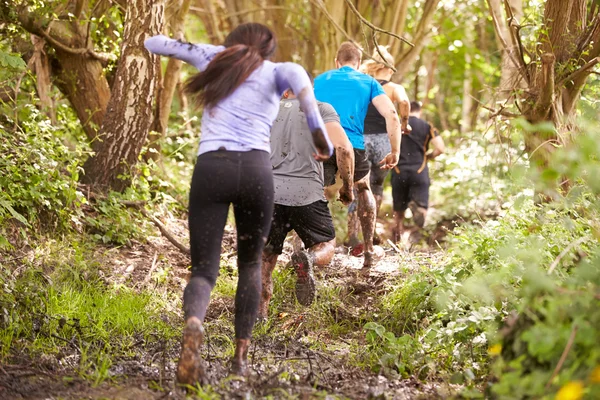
xmin=555 ymin=381 xmax=584 ymax=400
xmin=488 ymin=344 xmax=502 ymax=356
xmin=590 ymin=366 xmax=600 ymax=384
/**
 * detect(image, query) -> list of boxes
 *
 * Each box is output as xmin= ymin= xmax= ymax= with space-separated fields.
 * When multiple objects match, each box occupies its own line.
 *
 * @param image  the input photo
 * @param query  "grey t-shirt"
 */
xmin=270 ymin=99 xmax=340 ymax=206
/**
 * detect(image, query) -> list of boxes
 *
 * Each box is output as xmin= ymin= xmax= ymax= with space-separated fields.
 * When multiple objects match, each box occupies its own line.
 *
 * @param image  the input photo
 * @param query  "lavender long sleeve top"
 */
xmin=144 ymin=35 xmax=332 ymax=156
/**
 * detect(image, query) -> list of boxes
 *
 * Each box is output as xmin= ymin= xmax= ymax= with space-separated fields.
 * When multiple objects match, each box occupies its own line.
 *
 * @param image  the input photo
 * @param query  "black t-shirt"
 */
xmin=398 ymin=115 xmax=438 ymax=173
xmin=363 ymin=80 xmax=389 ymax=135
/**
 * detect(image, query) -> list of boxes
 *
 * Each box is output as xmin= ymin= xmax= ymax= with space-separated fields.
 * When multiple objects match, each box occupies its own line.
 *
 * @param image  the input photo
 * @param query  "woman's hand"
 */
xmin=379 ymin=152 xmax=399 ymax=170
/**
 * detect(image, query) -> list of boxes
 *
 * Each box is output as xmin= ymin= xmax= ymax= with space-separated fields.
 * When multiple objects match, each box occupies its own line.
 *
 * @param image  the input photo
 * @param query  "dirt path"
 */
xmin=0 ymin=217 xmax=451 ymax=400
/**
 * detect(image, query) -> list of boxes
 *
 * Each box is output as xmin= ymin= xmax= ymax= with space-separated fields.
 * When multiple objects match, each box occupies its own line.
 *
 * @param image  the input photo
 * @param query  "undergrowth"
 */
xmin=353 ymin=125 xmax=600 ymax=399
xmin=0 ymin=236 xmax=181 ymax=386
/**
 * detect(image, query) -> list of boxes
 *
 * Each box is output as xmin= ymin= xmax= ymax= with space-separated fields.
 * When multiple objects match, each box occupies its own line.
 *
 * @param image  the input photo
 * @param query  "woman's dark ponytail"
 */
xmin=185 ymin=23 xmax=277 ymax=108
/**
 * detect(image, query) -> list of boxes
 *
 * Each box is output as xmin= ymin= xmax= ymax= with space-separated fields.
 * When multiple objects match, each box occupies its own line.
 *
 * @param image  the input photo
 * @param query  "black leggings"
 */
xmin=184 ymin=149 xmax=274 ymax=339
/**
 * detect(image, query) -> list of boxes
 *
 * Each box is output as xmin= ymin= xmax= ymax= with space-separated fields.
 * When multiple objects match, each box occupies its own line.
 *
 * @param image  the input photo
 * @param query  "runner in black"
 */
xmin=391 ymin=101 xmax=445 ymax=241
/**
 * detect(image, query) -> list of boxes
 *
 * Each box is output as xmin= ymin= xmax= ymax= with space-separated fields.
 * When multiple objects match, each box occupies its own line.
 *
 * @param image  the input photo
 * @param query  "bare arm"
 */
xmin=392 ymin=84 xmax=411 ymax=133
xmin=144 ymin=35 xmax=224 ymax=71
xmin=372 ymin=94 xmax=402 ymax=169
xmin=326 ymin=121 xmax=354 ymax=203
xmin=428 ymin=136 xmax=445 ymax=159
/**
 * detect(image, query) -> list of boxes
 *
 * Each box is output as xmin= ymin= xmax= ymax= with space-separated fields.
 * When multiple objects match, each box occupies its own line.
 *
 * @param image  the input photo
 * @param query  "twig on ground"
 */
xmin=123 ymin=202 xmax=190 ymax=255
xmin=144 ymin=252 xmax=159 ymax=285
xmin=546 ymin=324 xmax=578 ymax=388
xmin=387 ymin=239 xmax=402 ymax=254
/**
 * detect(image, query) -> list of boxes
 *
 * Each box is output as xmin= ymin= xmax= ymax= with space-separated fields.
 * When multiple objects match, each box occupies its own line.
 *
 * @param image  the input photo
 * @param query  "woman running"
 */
xmin=144 ymin=23 xmax=332 ymax=385
xmin=346 ymin=46 xmax=410 ymax=245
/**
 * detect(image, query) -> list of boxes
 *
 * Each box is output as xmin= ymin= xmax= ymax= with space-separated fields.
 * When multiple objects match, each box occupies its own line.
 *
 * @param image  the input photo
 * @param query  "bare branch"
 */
xmin=372 ymin=33 xmax=396 ymax=72
xmin=558 ymin=57 xmax=600 ymax=87
xmin=343 ymin=0 xmax=414 ymax=47
xmin=486 ymin=0 xmax=530 ymax=84
xmin=123 ymin=201 xmax=190 ymax=255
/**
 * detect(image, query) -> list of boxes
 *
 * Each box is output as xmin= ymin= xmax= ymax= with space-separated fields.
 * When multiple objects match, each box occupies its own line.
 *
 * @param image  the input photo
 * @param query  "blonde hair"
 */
xmin=359 ymin=46 xmax=395 ymax=77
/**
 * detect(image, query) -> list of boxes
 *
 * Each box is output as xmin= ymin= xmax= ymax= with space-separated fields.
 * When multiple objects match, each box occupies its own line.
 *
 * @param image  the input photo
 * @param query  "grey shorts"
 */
xmin=364 ymin=133 xmax=391 ymax=196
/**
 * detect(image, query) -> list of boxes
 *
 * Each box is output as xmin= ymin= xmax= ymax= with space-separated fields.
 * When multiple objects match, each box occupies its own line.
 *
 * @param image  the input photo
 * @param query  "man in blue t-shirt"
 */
xmin=314 ymin=42 xmax=404 ymax=270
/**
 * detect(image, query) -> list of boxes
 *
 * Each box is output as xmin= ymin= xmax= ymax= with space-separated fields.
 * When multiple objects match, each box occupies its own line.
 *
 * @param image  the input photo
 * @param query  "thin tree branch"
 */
xmin=310 ymin=0 xmax=390 ymax=68
xmin=558 ymin=57 xmax=600 ymax=87
xmin=504 ymin=0 xmax=531 ymax=81
xmin=372 ymin=32 xmax=396 ymax=72
xmin=343 ymin=0 xmax=414 ymax=47
xmin=122 ymin=201 xmax=190 ymax=256
xmin=486 ymin=0 xmax=530 ymax=85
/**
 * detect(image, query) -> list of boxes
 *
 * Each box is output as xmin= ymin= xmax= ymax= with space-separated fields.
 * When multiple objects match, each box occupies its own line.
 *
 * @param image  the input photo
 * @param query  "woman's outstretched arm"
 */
xmin=144 ymin=35 xmax=225 ymax=71
xmin=274 ymin=63 xmax=333 ymax=157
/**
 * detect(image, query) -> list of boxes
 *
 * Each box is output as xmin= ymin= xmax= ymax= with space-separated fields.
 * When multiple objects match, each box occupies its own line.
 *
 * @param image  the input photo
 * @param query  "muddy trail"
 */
xmin=0 ymin=216 xmax=455 ymax=400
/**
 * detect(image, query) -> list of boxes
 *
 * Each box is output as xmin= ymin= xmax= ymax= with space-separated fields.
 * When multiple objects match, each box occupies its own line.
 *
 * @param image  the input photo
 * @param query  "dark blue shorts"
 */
xmin=391 ymin=168 xmax=430 ymax=212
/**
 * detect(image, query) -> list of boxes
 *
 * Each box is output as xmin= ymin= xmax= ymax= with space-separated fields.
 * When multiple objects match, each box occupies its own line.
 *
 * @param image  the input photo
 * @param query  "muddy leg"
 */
xmin=259 ymin=251 xmax=278 ymax=320
xmin=309 ymin=239 xmax=336 ymax=267
xmin=393 ymin=210 xmax=405 ymax=243
xmin=373 ymin=194 xmax=384 ymax=245
xmin=356 ymin=175 xmax=376 ymax=268
xmin=178 ymin=277 xmax=213 ymax=386
xmin=345 ymin=199 xmax=360 ymax=247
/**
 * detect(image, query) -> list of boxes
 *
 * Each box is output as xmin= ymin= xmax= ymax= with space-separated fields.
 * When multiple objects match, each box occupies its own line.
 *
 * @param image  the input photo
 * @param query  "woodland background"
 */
xmin=0 ymin=1 xmax=599 ymax=399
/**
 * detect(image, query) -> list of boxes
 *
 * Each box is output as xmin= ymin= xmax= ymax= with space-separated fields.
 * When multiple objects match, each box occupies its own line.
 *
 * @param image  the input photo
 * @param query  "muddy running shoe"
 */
xmin=350 ymin=242 xmax=364 ymax=257
xmin=230 ymin=338 xmax=250 ymax=377
xmin=176 ymin=317 xmax=206 ymax=386
xmin=292 ymin=251 xmax=316 ymax=306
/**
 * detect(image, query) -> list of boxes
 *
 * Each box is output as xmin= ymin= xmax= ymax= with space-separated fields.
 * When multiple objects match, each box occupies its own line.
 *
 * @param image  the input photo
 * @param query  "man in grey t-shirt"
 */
xmin=259 ymin=90 xmax=354 ymax=319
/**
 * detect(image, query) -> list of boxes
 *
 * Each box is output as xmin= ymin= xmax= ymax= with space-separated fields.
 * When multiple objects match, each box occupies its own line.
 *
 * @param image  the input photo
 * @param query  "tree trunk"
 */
xmin=394 ymin=0 xmax=440 ymax=81
xmin=147 ymin=0 xmax=192 ymax=161
xmin=52 ymin=50 xmax=111 ymax=152
xmin=82 ymin=0 xmax=164 ymax=192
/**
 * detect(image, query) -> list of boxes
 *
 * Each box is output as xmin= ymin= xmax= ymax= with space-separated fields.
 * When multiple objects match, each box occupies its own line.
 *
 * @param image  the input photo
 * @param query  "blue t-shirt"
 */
xmin=314 ymin=66 xmax=385 ymax=150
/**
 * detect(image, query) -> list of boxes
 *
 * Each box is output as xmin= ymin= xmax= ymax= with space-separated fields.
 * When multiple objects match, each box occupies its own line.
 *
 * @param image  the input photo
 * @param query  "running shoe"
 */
xmin=292 ymin=251 xmax=316 ymax=306
xmin=176 ymin=317 xmax=206 ymax=386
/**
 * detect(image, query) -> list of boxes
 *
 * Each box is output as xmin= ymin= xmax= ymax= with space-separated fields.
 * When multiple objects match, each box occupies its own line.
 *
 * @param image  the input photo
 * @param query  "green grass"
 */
xmin=0 ymin=235 xmax=181 ymax=386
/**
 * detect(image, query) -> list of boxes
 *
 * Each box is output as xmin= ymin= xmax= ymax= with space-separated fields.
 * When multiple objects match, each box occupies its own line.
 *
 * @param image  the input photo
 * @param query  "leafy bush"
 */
xmin=359 ymin=126 xmax=600 ymax=399
xmin=0 ymin=106 xmax=86 ymax=246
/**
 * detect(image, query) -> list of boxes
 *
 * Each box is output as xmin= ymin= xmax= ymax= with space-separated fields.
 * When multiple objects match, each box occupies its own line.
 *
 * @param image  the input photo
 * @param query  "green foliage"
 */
xmin=357 ymin=124 xmax=600 ymax=398
xmin=0 ymin=50 xmax=26 ymax=70
xmin=0 ymin=107 xmax=85 ymax=242
xmin=0 ymin=237 xmax=180 ymax=385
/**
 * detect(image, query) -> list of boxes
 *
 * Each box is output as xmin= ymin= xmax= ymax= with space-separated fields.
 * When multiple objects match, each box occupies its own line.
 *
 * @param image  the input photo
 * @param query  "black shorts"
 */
xmin=265 ymin=200 xmax=336 ymax=255
xmin=323 ymin=149 xmax=370 ymax=187
xmin=391 ymin=168 xmax=430 ymax=212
